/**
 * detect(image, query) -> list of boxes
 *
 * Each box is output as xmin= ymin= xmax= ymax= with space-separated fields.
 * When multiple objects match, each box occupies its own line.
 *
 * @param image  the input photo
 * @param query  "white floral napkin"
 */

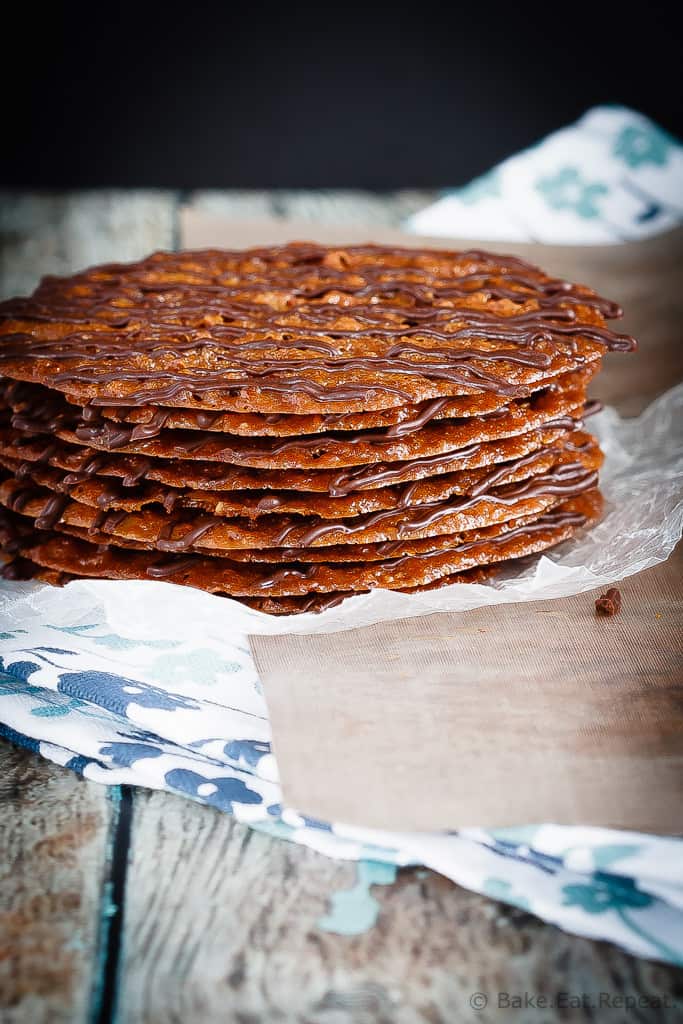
xmin=408 ymin=106 xmax=682 ymax=243
xmin=1 ymin=106 xmax=682 ymax=965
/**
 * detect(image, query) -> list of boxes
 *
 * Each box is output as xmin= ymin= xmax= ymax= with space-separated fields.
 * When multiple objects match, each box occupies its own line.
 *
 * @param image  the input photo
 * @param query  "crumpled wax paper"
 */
xmin=1 ymin=383 xmax=681 ymax=637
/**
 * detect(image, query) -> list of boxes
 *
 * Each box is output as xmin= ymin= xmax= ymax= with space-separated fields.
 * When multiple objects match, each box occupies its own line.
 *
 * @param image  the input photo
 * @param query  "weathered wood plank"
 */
xmin=0 ymin=190 xmax=177 ymax=299
xmin=118 ymin=788 xmax=682 ymax=1024
xmin=0 ymin=741 xmax=113 ymax=1024
xmin=0 ymin=188 xmax=179 ymax=1024
xmin=186 ymin=190 xmax=277 ymax=222
xmin=275 ymin=189 xmax=436 ymax=226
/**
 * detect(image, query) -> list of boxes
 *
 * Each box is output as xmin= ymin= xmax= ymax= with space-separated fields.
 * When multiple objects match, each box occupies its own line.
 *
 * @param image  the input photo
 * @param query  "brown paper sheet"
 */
xmin=181 ymin=206 xmax=683 ymax=832
xmin=252 ymin=552 xmax=682 ymax=832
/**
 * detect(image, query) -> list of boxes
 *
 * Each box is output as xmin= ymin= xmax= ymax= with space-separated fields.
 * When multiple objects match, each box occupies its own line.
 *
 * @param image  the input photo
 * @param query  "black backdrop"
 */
xmin=4 ymin=3 xmax=681 ymax=189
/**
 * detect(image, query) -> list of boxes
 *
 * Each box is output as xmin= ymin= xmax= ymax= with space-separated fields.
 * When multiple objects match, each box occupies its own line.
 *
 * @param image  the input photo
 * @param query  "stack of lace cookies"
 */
xmin=0 ymin=243 xmax=635 ymax=614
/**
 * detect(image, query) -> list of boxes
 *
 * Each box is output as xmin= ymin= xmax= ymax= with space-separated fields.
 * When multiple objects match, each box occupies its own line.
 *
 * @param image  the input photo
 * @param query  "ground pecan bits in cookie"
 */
xmin=0 ymin=243 xmax=636 ymax=613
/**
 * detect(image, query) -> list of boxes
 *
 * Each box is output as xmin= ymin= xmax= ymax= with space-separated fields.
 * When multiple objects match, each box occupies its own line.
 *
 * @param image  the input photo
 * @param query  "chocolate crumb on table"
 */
xmin=595 ymin=587 xmax=622 ymax=616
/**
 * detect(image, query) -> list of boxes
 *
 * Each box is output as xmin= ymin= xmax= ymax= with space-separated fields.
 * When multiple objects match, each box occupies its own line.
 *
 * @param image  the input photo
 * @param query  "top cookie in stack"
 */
xmin=0 ymin=243 xmax=635 ymax=613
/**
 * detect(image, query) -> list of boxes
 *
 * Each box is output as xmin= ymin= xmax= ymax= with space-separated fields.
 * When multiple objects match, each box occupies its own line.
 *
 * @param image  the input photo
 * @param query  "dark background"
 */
xmin=4 ymin=3 xmax=681 ymax=189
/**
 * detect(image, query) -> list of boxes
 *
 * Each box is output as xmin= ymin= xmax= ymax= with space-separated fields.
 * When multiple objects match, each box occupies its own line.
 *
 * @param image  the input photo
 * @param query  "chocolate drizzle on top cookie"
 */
xmin=0 ymin=242 xmax=635 ymax=612
xmin=0 ymin=244 xmax=635 ymax=414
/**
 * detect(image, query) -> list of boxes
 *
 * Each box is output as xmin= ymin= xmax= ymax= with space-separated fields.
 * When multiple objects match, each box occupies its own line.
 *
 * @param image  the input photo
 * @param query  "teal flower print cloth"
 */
xmin=614 ymin=123 xmax=675 ymax=169
xmin=535 ymin=167 xmax=609 ymax=220
xmin=409 ymin=106 xmax=682 ymax=243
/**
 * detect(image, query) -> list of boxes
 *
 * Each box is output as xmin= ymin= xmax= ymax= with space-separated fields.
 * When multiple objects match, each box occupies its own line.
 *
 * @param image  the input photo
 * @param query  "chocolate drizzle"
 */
xmin=296 ymin=592 xmax=349 ymax=613
xmin=156 ymin=516 xmax=224 ymax=552
xmin=75 ymin=407 xmax=170 ymax=448
xmin=121 ymin=459 xmax=154 ymax=487
xmin=0 ymin=487 xmax=598 ymax=600
xmin=382 ymin=397 xmax=450 ymax=437
xmin=0 ymin=243 xmax=635 ymax=411
xmin=127 ymin=504 xmax=591 ymax=593
xmin=255 ymin=495 xmax=284 ymax=511
xmin=327 ymin=443 xmax=483 ymax=497
xmin=61 ymin=451 xmax=109 ymax=487
xmin=2 ymin=443 xmax=595 ymax=555
xmin=2 ymin=375 xmax=586 ymax=471
xmin=379 ymin=507 xmax=589 ymax=572
xmin=34 ymin=494 xmax=69 ymax=531
xmin=145 ymin=555 xmax=198 ymax=579
xmin=255 ymin=565 xmax=320 ymax=591
xmin=270 ymin=462 xmax=598 ymax=547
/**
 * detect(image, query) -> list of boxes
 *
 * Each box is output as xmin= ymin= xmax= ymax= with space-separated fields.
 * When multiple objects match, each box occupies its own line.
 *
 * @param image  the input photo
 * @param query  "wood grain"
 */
xmin=0 ymin=742 xmax=113 ymax=1024
xmin=186 ymin=190 xmax=278 ymax=222
xmin=117 ymin=787 xmax=683 ymax=1024
xmin=0 ymin=187 xmax=177 ymax=1024
xmin=275 ymin=189 xmax=436 ymax=226
xmin=0 ymin=190 xmax=176 ymax=300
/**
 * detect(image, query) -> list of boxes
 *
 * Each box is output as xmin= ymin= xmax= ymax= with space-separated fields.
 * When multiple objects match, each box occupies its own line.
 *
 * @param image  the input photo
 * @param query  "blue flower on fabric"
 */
xmin=613 ymin=124 xmax=674 ymax=168
xmin=30 ymin=697 xmax=89 ymax=718
xmin=165 ymin=768 xmax=262 ymax=813
xmin=317 ymin=861 xmax=397 ymax=935
xmin=562 ymin=874 xmax=653 ymax=914
xmin=561 ymin=872 xmax=682 ymax=963
xmin=253 ymin=819 xmax=297 ymax=841
xmin=99 ymin=741 xmax=163 ymax=768
xmin=65 ymin=753 xmax=103 ymax=774
xmin=224 ymin=738 xmax=271 ymax=768
xmin=536 ymin=166 xmax=608 ymax=219
xmin=118 ymin=725 xmax=166 ymax=744
xmin=0 ymin=657 xmax=42 ymax=683
xmin=582 ymin=843 xmax=641 ymax=871
xmin=1 ymin=658 xmax=89 ymax=717
xmin=490 ymin=826 xmax=541 ymax=846
xmin=0 ymin=722 xmax=40 ymax=753
xmin=56 ymin=671 xmax=199 ymax=715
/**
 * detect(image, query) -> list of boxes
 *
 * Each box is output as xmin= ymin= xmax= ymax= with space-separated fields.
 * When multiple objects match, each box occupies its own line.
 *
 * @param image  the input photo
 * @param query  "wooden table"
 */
xmin=1 ymin=191 xmax=680 ymax=1023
